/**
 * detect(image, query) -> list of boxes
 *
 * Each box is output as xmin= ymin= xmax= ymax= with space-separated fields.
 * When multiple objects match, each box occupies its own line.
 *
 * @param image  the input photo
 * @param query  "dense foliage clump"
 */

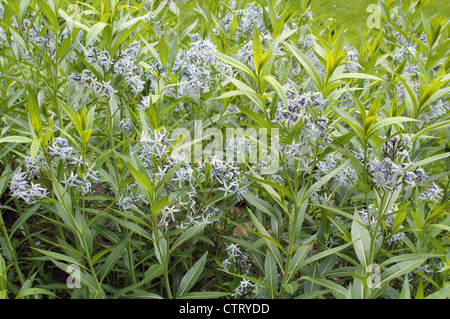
xmin=0 ymin=0 xmax=449 ymax=299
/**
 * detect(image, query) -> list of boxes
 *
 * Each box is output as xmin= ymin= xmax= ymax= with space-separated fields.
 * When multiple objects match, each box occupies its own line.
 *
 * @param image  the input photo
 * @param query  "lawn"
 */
xmin=313 ymin=0 xmax=450 ymax=42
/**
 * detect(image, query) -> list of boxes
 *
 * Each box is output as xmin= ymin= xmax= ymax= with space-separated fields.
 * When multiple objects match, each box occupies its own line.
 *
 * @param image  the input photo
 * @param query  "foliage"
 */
xmin=0 ymin=0 xmax=448 ymax=299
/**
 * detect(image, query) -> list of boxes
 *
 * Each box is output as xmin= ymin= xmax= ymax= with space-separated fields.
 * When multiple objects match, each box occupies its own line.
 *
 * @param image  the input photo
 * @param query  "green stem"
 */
xmin=364 ymin=190 xmax=394 ymax=299
xmin=125 ymin=229 xmax=137 ymax=285
xmin=279 ymin=143 xmax=320 ymax=298
xmin=0 ymin=211 xmax=25 ymax=286
xmin=150 ymin=212 xmax=172 ymax=299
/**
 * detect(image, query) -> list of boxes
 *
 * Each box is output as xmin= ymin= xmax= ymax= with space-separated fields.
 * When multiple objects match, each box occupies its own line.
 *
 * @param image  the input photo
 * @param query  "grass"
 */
xmin=312 ymin=0 xmax=450 ymax=42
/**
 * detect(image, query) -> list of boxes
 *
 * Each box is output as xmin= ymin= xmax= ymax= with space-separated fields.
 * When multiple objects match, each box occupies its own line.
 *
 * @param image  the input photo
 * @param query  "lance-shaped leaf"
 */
xmin=285 ymin=42 xmax=324 ymax=91
xmin=209 ymin=51 xmax=256 ymax=80
xmin=351 ymin=211 xmax=371 ymax=267
xmin=99 ymin=234 xmax=131 ymax=283
xmin=177 ymin=252 xmax=208 ymax=298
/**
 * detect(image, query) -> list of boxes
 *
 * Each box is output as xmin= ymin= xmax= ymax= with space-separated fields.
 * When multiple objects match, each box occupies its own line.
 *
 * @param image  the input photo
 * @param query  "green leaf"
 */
xmin=59 ymin=102 xmax=82 ymax=136
xmin=36 ymin=0 xmax=58 ymax=31
xmin=351 ymin=212 xmax=371 ymax=267
xmin=32 ymin=248 xmax=85 ymax=270
xmin=372 ymin=258 xmax=429 ymax=292
xmin=99 ymin=233 xmax=131 ymax=282
xmin=86 ymin=22 xmax=108 ymax=46
xmin=405 ymin=152 xmax=450 ymax=170
xmin=10 ymin=204 xmax=39 ymax=237
xmin=379 ymin=254 xmax=442 ymax=269
xmin=106 ymin=213 xmax=153 ymax=241
xmin=285 ymin=42 xmax=323 ymax=91
xmin=247 ymin=209 xmax=285 ymax=270
xmin=304 ymin=160 xmax=350 ymax=201
xmin=415 ymin=280 xmax=424 ymax=299
xmin=331 ymin=105 xmax=366 ymax=142
xmin=282 ymin=281 xmax=299 ymax=295
xmin=127 ymin=161 xmax=153 ymax=195
xmin=6 ymin=0 xmax=20 ymax=18
xmin=0 ymin=136 xmax=33 ymax=144
xmin=288 ymin=243 xmax=313 ymax=276
xmin=15 ymin=288 xmax=58 ymax=299
xmin=264 ymin=250 xmax=278 ymax=297
xmin=30 ymin=137 xmax=42 ymax=159
xmin=170 ymin=223 xmax=204 ymax=252
xmin=329 ymin=72 xmax=384 ymax=83
xmin=241 ymin=192 xmax=281 ymax=225
xmin=112 ymin=264 xmax=165 ymax=299
xmin=299 ymin=242 xmax=353 ymax=269
xmin=429 ymin=224 xmax=450 ymax=232
xmin=151 ymin=194 xmax=170 ymax=217
xmin=392 ymin=206 xmax=408 ymax=233
xmin=412 ymin=120 xmax=450 ymax=142
xmin=236 ymin=104 xmax=271 ymax=130
xmin=209 ymin=51 xmax=256 ymax=80
xmin=27 ymin=92 xmax=43 ymax=141
xmin=399 ymin=276 xmax=411 ymax=299
xmin=368 ymin=117 xmax=419 ymax=136
xmin=420 ymin=87 xmax=450 ymax=111
xmin=157 ymin=36 xmax=169 ymax=66
xmin=225 ymin=217 xmax=285 ymax=254
xmin=178 ymin=291 xmax=231 ymax=299
xmin=425 ymin=286 xmax=450 ymax=299
xmin=312 ymin=204 xmax=359 ymax=222
xmin=51 ymin=260 xmax=100 ymax=294
xmin=262 ymin=75 xmax=288 ymax=109
xmin=0 ymin=165 xmax=12 ymax=199
xmin=177 ymin=252 xmax=208 ymax=298
xmin=294 ymin=289 xmax=331 ymax=299
xmin=300 ymin=276 xmax=347 ymax=299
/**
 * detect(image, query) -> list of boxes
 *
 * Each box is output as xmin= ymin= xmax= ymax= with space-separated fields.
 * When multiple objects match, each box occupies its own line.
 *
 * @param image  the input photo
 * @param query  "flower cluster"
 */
xmin=392 ymin=45 xmax=417 ymax=63
xmin=139 ymin=128 xmax=174 ymax=164
xmin=366 ymin=136 xmax=426 ymax=191
xmin=419 ymin=183 xmax=444 ymax=203
xmin=117 ymin=181 xmax=148 ymax=214
xmin=359 ymin=204 xmax=405 ymax=245
xmin=418 ymin=99 xmax=449 ymax=123
xmin=298 ymin=34 xmax=316 ymax=50
xmin=316 ymin=152 xmax=358 ymax=187
xmin=48 ymin=138 xmax=100 ymax=194
xmin=118 ymin=118 xmax=135 ymax=134
xmin=206 ymin=156 xmax=247 ymax=199
xmin=171 ymin=34 xmax=232 ymax=97
xmin=407 ymin=263 xmax=435 ymax=283
xmin=10 ymin=169 xmax=48 ymax=204
xmin=69 ymin=69 xmax=116 ymax=99
xmin=344 ymin=44 xmax=359 ymax=73
xmin=275 ymin=83 xmax=327 ymax=128
xmin=4 ymin=11 xmax=71 ymax=62
xmin=216 ymin=3 xmax=265 ymax=39
xmin=221 ymin=243 xmax=252 ymax=275
xmin=69 ymin=40 xmax=148 ymax=98
xmin=48 ymin=137 xmax=82 ymax=165
xmin=231 ymin=279 xmax=263 ymax=299
xmin=175 ymin=204 xmax=223 ymax=230
xmin=61 ymin=169 xmax=100 ymax=195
